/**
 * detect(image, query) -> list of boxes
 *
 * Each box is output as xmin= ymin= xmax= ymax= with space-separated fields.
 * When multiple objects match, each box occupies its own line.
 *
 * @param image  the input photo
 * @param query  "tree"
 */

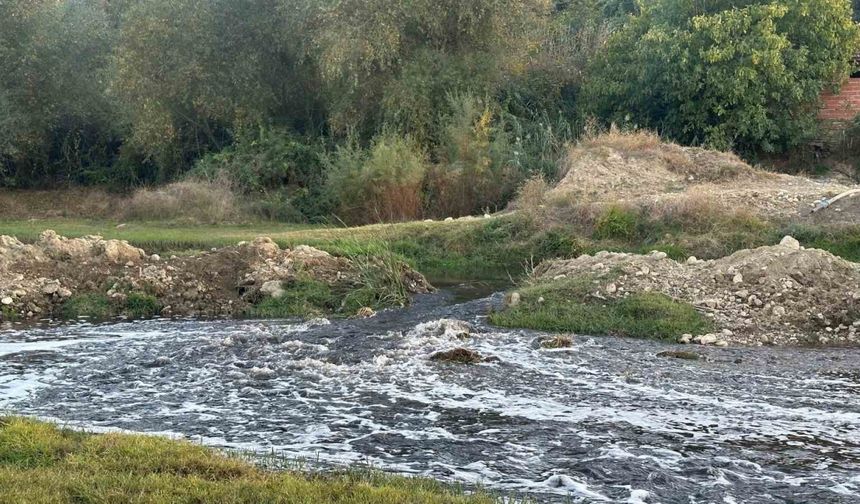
xmin=585 ymin=0 xmax=860 ymax=154
xmin=0 ymin=0 xmax=117 ymax=186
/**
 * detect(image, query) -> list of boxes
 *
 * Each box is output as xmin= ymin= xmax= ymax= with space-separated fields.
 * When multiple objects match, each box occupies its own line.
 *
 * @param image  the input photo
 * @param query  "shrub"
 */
xmin=191 ymin=129 xmax=331 ymax=222
xmin=427 ymin=94 xmax=522 ymax=217
xmin=325 ymin=133 xmax=427 ymax=224
xmin=123 ymin=293 xmax=160 ymax=318
xmin=123 ymin=178 xmax=242 ymax=224
xmin=585 ymin=0 xmax=860 ymax=154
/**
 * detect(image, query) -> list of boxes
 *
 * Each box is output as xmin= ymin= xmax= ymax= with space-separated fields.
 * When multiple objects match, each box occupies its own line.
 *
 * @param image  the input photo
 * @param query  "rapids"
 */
xmin=1 ymin=285 xmax=858 ymax=503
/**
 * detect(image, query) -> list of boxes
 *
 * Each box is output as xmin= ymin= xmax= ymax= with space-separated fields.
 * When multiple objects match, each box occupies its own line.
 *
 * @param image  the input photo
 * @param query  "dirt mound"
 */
xmin=0 ymin=232 xmax=431 ymax=321
xmin=548 ymin=130 xmax=858 ymax=221
xmin=533 ymin=237 xmax=860 ymax=346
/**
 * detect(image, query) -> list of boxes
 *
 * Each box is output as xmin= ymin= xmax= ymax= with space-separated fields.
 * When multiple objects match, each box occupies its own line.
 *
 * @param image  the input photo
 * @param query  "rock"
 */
xmin=779 ymin=235 xmax=801 ymax=250
xmin=101 ymin=240 xmax=145 ymax=264
xmin=1 ymin=297 xmax=12 ymax=305
xmin=42 ymin=282 xmax=60 ymax=295
xmin=508 ymin=292 xmax=521 ymax=307
xmin=355 ymin=307 xmax=376 ymax=318
xmin=686 ymin=256 xmax=699 ymax=265
xmin=249 ymin=366 xmax=277 ymax=380
xmin=540 ymin=335 xmax=573 ymax=348
xmin=732 ymin=273 xmax=743 ymax=284
xmin=715 ymin=340 xmax=729 ymax=347
xmin=773 ymin=306 xmax=786 ymax=317
xmin=429 ymin=348 xmax=488 ymax=364
xmin=696 ymin=333 xmax=718 ymax=345
xmin=444 ymin=217 xmax=454 ymax=222
xmin=57 ymin=288 xmax=72 ymax=298
xmin=657 ymin=350 xmax=701 ymax=360
xmin=259 ymin=280 xmax=285 ymax=299
xmin=678 ymin=333 xmax=693 ymax=344
xmin=150 ymin=254 xmax=161 ymax=261
xmin=606 ymin=283 xmax=617 ymax=294
xmin=537 ymin=296 xmax=545 ymax=304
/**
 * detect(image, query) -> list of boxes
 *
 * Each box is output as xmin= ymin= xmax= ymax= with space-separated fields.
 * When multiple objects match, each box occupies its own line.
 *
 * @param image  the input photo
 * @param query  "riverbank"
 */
xmin=0 ymin=417 xmax=494 ymax=503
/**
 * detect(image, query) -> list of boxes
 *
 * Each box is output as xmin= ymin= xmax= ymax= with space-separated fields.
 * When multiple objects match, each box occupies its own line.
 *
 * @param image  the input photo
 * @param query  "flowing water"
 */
xmin=1 ymin=285 xmax=859 ymax=503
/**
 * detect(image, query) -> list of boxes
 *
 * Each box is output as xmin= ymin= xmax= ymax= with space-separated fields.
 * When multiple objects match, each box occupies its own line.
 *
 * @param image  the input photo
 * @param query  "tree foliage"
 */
xmin=585 ymin=0 xmax=860 ymax=153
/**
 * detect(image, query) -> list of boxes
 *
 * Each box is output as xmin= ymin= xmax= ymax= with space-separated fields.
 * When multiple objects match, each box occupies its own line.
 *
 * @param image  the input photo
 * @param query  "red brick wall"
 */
xmin=819 ymin=78 xmax=860 ymax=122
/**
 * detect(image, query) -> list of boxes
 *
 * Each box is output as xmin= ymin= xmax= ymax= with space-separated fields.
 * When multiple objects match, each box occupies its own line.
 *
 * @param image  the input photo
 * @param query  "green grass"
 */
xmin=60 ymin=294 xmax=112 ymax=320
xmin=247 ymin=278 xmax=339 ymax=318
xmin=60 ymin=292 xmax=161 ymax=320
xmin=489 ymin=277 xmax=712 ymax=340
xmin=0 ymin=417 xmax=496 ymax=503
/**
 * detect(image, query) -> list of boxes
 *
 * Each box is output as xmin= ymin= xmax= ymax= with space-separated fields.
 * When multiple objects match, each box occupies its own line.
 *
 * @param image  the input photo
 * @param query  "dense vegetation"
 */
xmin=1 ymin=0 xmax=858 ymax=224
xmin=0 ymin=417 xmax=495 ymax=503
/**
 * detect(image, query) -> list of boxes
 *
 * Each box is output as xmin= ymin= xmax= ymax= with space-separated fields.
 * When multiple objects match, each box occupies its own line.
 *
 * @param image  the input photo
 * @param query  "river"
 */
xmin=1 ymin=285 xmax=859 ymax=503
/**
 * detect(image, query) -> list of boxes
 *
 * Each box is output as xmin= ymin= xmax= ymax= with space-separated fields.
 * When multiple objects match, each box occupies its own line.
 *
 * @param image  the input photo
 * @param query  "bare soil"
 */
xmin=0 ymin=231 xmax=430 ymax=321
xmin=549 ymin=131 xmax=860 ymax=224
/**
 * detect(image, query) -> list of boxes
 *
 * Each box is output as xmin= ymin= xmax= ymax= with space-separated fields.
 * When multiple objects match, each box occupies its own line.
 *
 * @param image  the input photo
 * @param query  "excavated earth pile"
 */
xmin=549 ymin=133 xmax=860 ymax=222
xmin=0 ymin=231 xmax=431 ymax=321
xmin=533 ymin=236 xmax=860 ymax=346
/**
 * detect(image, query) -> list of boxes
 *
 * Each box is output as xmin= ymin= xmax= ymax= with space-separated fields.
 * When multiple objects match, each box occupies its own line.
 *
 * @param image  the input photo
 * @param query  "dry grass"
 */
xmin=123 ymin=178 xmax=244 ymax=224
xmin=0 ymin=187 xmax=124 ymax=219
xmin=513 ymin=173 xmax=550 ymax=221
xmin=562 ymin=127 xmax=753 ymax=183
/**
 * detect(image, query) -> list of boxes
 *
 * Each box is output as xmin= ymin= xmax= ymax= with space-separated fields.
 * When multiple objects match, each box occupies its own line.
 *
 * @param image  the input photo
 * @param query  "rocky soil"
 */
xmin=549 ymin=132 xmax=860 ymax=223
xmin=0 ymin=231 xmax=431 ymax=321
xmin=531 ymin=236 xmax=860 ymax=346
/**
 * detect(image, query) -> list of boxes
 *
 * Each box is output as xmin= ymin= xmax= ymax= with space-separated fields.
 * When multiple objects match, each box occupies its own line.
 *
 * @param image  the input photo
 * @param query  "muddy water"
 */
xmin=1 ymin=287 xmax=859 ymax=503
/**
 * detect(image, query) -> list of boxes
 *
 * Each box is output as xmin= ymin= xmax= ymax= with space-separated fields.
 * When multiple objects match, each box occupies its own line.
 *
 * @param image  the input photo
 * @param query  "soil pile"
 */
xmin=533 ymin=236 xmax=860 ymax=346
xmin=549 ymin=131 xmax=859 ymax=222
xmin=0 ymin=231 xmax=431 ymax=321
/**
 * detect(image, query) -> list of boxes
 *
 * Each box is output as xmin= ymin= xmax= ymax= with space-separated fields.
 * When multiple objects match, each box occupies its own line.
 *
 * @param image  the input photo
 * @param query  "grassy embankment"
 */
xmin=1 ymin=208 xmax=858 ymax=333
xmin=0 ymin=417 xmax=496 ymax=503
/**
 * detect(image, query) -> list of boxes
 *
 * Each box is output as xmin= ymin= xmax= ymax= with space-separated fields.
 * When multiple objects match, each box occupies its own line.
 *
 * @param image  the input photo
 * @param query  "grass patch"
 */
xmin=247 ymin=278 xmax=338 ymax=318
xmin=0 ymin=417 xmax=495 ymax=503
xmin=489 ymin=277 xmax=712 ymax=340
xmin=60 ymin=294 xmax=112 ymax=320
xmin=60 ymin=292 xmax=161 ymax=320
xmin=123 ymin=293 xmax=161 ymax=318
xmin=1 ymin=305 xmax=19 ymax=322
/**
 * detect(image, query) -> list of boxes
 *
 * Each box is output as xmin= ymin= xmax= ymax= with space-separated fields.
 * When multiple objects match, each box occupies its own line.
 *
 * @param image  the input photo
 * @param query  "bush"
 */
xmin=325 ymin=133 xmax=427 ymax=224
xmin=191 ymin=129 xmax=331 ymax=222
xmin=123 ymin=293 xmax=160 ymax=318
xmin=585 ymin=0 xmax=860 ymax=154
xmin=426 ymin=94 xmax=522 ymax=217
xmin=123 ymin=179 xmax=242 ymax=224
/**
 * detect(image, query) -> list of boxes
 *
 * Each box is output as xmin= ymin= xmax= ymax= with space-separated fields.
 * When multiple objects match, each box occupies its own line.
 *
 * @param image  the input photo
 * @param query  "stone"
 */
xmin=678 ymin=333 xmax=693 ymax=344
xmin=686 ymin=256 xmax=699 ymax=265
xmin=732 ymin=273 xmax=743 ymax=284
xmin=355 ymin=307 xmax=376 ymax=318
xmin=773 ymin=306 xmax=786 ymax=317
xmin=42 ymin=282 xmax=60 ymax=295
xmin=508 ymin=292 xmax=521 ymax=307
xmin=260 ymin=280 xmax=286 ymax=299
xmin=714 ymin=340 xmax=729 ymax=347
xmin=779 ymin=235 xmax=801 ymax=250
xmin=606 ymin=283 xmax=617 ymax=294
xmin=657 ymin=350 xmax=700 ymax=360
xmin=1 ymin=297 xmax=12 ymax=305
xmin=697 ymin=333 xmax=718 ymax=345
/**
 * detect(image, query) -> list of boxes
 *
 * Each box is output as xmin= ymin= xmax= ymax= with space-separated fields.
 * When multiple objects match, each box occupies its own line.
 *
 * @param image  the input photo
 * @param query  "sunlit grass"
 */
xmin=0 ymin=417 xmax=498 ymax=504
